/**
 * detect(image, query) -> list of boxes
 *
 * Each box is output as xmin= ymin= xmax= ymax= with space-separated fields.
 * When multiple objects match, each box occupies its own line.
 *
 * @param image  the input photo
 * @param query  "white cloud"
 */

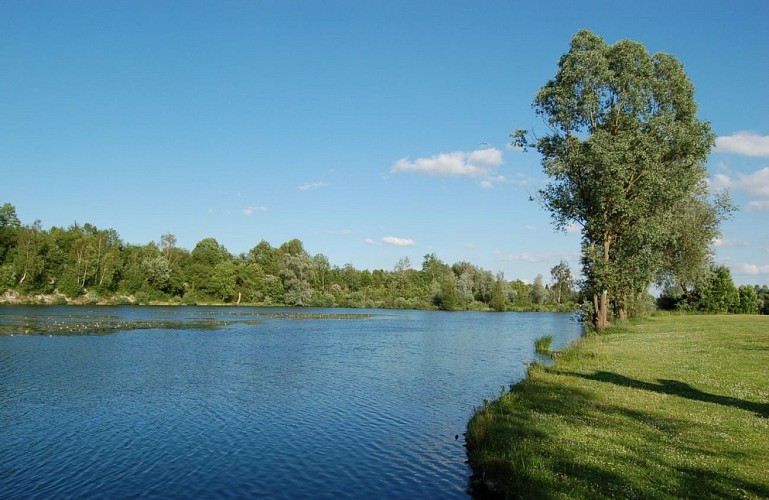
xmin=382 ymin=236 xmax=415 ymax=247
xmin=242 ymin=205 xmax=267 ymax=216
xmin=464 ymin=243 xmax=476 ymax=249
xmin=469 ymin=147 xmax=503 ymax=165
xmin=715 ymin=131 xmax=769 ymax=157
xmin=713 ymin=238 xmax=750 ymax=248
xmin=742 ymin=167 xmax=769 ymax=197
xmin=524 ymin=224 xmax=538 ymax=231
xmin=565 ymin=223 xmax=581 ymax=234
xmin=364 ymin=238 xmax=375 ymax=245
xmin=710 ymin=167 xmax=769 ymax=197
xmin=709 ymin=173 xmax=733 ymax=192
xmin=736 ymin=263 xmax=769 ymax=275
xmin=478 ymin=180 xmax=493 ymax=189
xmin=391 ymin=147 xmax=503 ymax=178
xmin=298 ymin=181 xmax=329 ymax=191
xmin=746 ymin=200 xmax=769 ymax=211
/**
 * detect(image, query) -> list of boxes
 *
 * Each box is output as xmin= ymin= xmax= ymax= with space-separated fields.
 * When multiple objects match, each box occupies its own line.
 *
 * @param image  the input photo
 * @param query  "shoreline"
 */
xmin=0 ymin=290 xmax=579 ymax=313
xmin=465 ymin=315 xmax=769 ymax=498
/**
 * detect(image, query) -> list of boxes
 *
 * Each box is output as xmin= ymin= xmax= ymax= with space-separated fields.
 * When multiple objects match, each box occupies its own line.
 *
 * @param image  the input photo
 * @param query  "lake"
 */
xmin=0 ymin=306 xmax=582 ymax=498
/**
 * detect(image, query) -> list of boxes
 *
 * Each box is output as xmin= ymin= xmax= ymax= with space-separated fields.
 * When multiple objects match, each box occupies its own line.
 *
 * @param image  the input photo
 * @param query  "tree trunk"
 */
xmin=593 ymin=233 xmax=612 ymax=330
xmin=594 ymin=291 xmax=609 ymax=330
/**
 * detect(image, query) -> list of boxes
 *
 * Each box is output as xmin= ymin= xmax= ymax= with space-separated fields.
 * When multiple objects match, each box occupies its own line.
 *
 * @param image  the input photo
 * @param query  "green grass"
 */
xmin=534 ymin=334 xmax=554 ymax=354
xmin=467 ymin=315 xmax=769 ymax=499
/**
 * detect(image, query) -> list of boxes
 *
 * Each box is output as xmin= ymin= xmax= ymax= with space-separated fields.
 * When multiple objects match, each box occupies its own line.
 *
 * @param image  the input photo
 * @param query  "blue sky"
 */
xmin=2 ymin=1 xmax=768 ymax=286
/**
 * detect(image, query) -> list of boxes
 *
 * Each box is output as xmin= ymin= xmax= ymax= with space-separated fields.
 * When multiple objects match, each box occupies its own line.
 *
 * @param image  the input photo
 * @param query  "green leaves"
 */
xmin=521 ymin=30 xmax=722 ymax=328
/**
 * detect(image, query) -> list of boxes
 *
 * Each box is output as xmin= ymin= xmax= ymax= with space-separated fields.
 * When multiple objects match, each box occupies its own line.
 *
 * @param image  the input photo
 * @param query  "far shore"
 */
xmin=0 ymin=290 xmax=579 ymax=313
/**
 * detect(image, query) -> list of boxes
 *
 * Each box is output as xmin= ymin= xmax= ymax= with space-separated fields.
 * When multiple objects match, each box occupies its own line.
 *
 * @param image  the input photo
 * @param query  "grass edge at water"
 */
xmin=466 ymin=315 xmax=769 ymax=499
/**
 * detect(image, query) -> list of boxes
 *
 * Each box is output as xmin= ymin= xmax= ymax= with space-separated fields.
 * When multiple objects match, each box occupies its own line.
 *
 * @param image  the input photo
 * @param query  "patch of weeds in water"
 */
xmin=0 ymin=317 xmax=262 ymax=336
xmin=534 ymin=335 xmax=554 ymax=354
xmin=221 ymin=311 xmax=378 ymax=320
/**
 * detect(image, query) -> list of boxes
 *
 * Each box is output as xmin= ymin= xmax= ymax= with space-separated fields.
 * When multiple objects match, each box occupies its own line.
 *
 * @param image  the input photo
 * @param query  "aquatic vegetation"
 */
xmin=0 ymin=309 xmax=380 ymax=336
xmin=533 ymin=334 xmax=553 ymax=354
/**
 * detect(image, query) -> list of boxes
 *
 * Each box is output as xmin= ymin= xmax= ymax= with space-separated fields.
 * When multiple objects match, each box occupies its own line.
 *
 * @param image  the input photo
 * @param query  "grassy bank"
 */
xmin=466 ymin=315 xmax=769 ymax=499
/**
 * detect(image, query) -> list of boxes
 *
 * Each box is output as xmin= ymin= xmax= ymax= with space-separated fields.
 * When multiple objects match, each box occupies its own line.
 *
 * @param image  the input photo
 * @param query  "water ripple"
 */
xmin=0 ymin=307 xmax=582 ymax=499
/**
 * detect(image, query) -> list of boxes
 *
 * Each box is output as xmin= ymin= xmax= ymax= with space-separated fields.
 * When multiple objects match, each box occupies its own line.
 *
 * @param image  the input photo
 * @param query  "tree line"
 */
xmin=0 ymin=202 xmax=577 ymax=310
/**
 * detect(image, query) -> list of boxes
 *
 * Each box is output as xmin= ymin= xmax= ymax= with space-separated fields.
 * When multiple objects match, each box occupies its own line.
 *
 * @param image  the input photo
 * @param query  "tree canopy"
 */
xmin=514 ymin=30 xmax=731 ymax=329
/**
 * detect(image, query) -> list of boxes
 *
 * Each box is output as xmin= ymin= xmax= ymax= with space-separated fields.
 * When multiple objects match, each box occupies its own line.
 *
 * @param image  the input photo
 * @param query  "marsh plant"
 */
xmin=534 ymin=334 xmax=553 ymax=354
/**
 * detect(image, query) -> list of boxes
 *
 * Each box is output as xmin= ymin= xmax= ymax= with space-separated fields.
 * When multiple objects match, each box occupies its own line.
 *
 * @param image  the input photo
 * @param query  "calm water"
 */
xmin=0 ymin=306 xmax=582 ymax=499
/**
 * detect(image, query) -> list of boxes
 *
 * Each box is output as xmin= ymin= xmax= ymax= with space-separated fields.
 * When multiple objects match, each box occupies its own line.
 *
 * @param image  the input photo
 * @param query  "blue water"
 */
xmin=0 ymin=306 xmax=582 ymax=498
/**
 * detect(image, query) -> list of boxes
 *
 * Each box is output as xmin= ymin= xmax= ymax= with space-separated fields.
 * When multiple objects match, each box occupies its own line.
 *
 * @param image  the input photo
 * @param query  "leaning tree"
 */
xmin=513 ymin=30 xmax=727 ymax=330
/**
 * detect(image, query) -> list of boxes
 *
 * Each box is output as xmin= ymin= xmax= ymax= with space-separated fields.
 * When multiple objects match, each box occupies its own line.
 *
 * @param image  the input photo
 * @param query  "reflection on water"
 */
xmin=0 ymin=306 xmax=581 ymax=498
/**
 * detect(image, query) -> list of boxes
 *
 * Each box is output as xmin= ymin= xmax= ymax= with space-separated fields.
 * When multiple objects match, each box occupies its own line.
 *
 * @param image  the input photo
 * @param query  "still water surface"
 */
xmin=0 ymin=306 xmax=582 ymax=498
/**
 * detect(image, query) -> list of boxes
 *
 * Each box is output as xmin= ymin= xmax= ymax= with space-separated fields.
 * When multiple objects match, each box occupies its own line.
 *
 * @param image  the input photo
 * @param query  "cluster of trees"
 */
xmin=658 ymin=264 xmax=769 ymax=315
xmin=514 ymin=30 xmax=736 ymax=329
xmin=0 ymin=203 xmax=577 ymax=311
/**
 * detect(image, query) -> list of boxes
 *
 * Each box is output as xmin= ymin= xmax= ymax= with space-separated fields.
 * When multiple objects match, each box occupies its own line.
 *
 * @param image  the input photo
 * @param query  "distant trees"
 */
xmin=550 ymin=261 xmax=573 ymax=305
xmin=0 ymin=202 xmax=586 ymax=311
xmin=513 ymin=30 xmax=729 ymax=329
xmin=658 ymin=264 xmax=765 ymax=315
xmin=6 ymin=200 xmax=761 ymax=315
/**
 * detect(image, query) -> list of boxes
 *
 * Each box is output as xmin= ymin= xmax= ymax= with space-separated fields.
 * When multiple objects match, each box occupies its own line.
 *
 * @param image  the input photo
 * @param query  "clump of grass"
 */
xmin=533 ymin=334 xmax=554 ymax=354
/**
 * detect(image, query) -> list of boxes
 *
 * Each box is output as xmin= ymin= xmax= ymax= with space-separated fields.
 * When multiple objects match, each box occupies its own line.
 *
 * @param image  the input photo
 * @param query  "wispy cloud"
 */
xmin=364 ymin=238 xmax=375 ymax=245
xmin=713 ymin=237 xmax=750 ymax=248
xmin=715 ymin=131 xmax=769 ymax=157
xmin=242 ymin=205 xmax=267 ymax=216
xmin=746 ymin=200 xmax=769 ymax=211
xmin=298 ymin=181 xmax=329 ymax=191
xmin=391 ymin=147 xmax=503 ymax=178
xmin=735 ymin=262 xmax=769 ymax=275
xmin=382 ymin=236 xmax=415 ymax=247
xmin=710 ymin=167 xmax=769 ymax=197
xmin=496 ymin=251 xmax=558 ymax=263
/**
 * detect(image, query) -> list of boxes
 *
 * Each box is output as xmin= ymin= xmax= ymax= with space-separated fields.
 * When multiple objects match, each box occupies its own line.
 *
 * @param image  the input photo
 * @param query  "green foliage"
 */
xmin=735 ymin=285 xmax=761 ymax=314
xmin=489 ymin=274 xmax=508 ymax=311
xmin=697 ymin=265 xmax=739 ymax=313
xmin=0 ymin=201 xmax=578 ymax=310
xmin=515 ymin=30 xmax=727 ymax=329
xmin=549 ymin=260 xmax=573 ymax=305
xmin=757 ymin=286 xmax=769 ymax=315
xmin=0 ymin=203 xmax=21 ymax=265
xmin=533 ymin=334 xmax=553 ymax=354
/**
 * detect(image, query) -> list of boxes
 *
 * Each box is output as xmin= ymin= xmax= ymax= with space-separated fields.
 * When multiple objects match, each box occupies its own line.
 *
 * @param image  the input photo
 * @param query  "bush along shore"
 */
xmin=466 ymin=314 xmax=769 ymax=499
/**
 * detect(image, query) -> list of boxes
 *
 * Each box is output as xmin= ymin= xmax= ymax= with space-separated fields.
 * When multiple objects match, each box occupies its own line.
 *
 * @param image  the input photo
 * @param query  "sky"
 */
xmin=2 ymin=0 xmax=768 ymax=286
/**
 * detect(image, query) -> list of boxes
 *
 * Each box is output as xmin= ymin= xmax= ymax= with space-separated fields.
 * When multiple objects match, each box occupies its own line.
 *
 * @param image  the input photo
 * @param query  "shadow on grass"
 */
xmin=467 ymin=369 xmax=769 ymax=499
xmin=569 ymin=371 xmax=769 ymax=418
xmin=467 ymin=379 xmax=631 ymax=499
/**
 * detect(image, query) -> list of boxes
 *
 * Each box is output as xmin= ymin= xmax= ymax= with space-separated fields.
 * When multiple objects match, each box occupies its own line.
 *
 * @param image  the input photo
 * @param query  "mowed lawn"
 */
xmin=467 ymin=315 xmax=769 ymax=499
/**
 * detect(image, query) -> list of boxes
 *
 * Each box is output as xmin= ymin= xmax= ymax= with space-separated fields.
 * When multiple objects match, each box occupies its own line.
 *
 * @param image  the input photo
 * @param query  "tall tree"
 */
xmin=11 ymin=221 xmax=47 ymax=289
xmin=0 ymin=202 xmax=21 ymax=265
xmin=513 ymin=30 xmax=719 ymax=329
xmin=530 ymin=274 xmax=548 ymax=305
xmin=550 ymin=260 xmax=573 ymax=305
